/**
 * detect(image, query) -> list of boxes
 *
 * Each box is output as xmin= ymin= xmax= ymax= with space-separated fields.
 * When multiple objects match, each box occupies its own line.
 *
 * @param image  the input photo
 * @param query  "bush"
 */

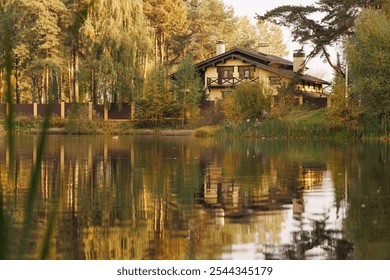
xmin=222 ymin=82 xmax=272 ymax=124
xmin=13 ymin=115 xmax=41 ymax=132
xmin=194 ymin=126 xmax=219 ymax=137
xmin=65 ymin=105 xmax=102 ymax=134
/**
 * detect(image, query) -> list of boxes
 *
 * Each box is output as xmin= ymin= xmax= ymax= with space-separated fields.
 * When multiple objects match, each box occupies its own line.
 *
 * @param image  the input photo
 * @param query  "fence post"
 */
xmin=33 ymin=103 xmax=38 ymax=118
xmin=104 ymin=102 xmax=109 ymax=121
xmin=5 ymin=103 xmax=9 ymax=117
xmin=271 ymin=96 xmax=275 ymax=108
xmin=130 ymin=101 xmax=135 ymax=121
xmin=299 ymin=95 xmax=304 ymax=106
xmin=88 ymin=102 xmax=93 ymax=120
xmin=61 ymin=102 xmax=65 ymax=119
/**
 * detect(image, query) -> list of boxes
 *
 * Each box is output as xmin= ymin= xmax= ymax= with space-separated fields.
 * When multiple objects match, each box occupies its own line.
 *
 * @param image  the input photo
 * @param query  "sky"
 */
xmin=221 ymin=0 xmax=334 ymax=81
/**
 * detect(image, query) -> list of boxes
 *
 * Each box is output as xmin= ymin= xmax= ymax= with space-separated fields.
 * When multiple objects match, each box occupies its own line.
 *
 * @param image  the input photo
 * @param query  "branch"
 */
xmin=321 ymin=45 xmax=345 ymax=77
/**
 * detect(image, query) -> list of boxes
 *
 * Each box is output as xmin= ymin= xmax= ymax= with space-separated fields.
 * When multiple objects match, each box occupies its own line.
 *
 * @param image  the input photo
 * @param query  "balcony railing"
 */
xmin=207 ymin=77 xmax=259 ymax=87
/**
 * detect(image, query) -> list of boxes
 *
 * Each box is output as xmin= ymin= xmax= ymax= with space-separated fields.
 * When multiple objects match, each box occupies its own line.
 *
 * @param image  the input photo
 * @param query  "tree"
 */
xmin=185 ymin=0 xmax=236 ymax=61
xmin=227 ymin=17 xmax=288 ymax=57
xmin=255 ymin=20 xmax=288 ymax=57
xmin=8 ymin=0 xmax=67 ymax=103
xmin=347 ymin=3 xmax=390 ymax=133
xmin=0 ymin=0 xmax=13 ymax=104
xmin=143 ymin=0 xmax=189 ymax=66
xmin=173 ymin=56 xmax=202 ymax=125
xmin=62 ymin=0 xmax=93 ymax=103
xmin=327 ymin=72 xmax=361 ymax=133
xmin=258 ymin=0 xmax=386 ymax=77
xmin=228 ymin=16 xmax=257 ymax=50
xmin=136 ymin=66 xmax=173 ymax=126
xmin=81 ymin=0 xmax=151 ymax=104
xmin=223 ymin=82 xmax=272 ymax=123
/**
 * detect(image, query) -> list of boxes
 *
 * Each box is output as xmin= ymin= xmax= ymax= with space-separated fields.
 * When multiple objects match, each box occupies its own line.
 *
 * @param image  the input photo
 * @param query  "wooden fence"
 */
xmin=0 ymin=102 xmax=132 ymax=121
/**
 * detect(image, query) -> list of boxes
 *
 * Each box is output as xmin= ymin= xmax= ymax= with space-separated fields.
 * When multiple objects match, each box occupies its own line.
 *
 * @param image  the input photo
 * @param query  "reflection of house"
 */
xmin=195 ymin=41 xmax=330 ymax=107
xmin=297 ymin=164 xmax=324 ymax=189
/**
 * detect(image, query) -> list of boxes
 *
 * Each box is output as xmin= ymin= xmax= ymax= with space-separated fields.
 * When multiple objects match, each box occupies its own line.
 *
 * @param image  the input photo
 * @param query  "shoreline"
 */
xmin=1 ymin=126 xmax=388 ymax=141
xmin=1 ymin=127 xmax=196 ymax=136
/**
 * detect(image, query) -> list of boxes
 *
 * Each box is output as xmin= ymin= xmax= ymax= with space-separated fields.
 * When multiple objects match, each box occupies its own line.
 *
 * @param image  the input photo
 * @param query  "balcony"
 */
xmin=207 ymin=77 xmax=259 ymax=88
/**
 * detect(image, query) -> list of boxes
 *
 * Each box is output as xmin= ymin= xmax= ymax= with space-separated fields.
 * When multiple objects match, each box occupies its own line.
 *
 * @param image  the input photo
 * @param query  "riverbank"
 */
xmin=1 ymin=108 xmax=388 ymax=139
xmin=195 ymin=109 xmax=335 ymax=139
xmin=0 ymin=115 xmax=195 ymax=136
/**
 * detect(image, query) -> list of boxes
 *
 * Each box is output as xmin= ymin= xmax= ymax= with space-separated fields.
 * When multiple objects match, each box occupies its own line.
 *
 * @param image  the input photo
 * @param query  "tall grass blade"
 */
xmin=40 ymin=199 xmax=59 ymax=260
xmin=1 ymin=4 xmax=14 ymax=260
xmin=0 ymin=193 xmax=7 ymax=259
xmin=19 ymin=104 xmax=52 ymax=259
xmin=40 ymin=160 xmax=61 ymax=260
xmin=2 ymin=4 xmax=15 ymax=175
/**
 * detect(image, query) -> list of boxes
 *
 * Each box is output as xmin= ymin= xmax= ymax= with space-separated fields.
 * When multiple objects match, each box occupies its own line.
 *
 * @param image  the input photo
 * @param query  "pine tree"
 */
xmin=143 ymin=0 xmax=189 ymax=66
xmin=9 ymin=0 xmax=66 ymax=103
xmin=258 ymin=0 xmax=386 ymax=77
xmin=185 ymin=0 xmax=236 ymax=61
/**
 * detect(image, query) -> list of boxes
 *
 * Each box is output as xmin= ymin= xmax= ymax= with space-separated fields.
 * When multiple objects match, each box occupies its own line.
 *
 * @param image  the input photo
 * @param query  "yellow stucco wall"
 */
xmin=204 ymin=60 xmax=324 ymax=100
xmin=205 ymin=60 xmax=283 ymax=100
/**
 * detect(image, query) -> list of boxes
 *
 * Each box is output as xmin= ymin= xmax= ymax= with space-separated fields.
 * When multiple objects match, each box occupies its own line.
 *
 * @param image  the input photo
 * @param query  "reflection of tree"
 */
xmin=265 ymin=216 xmax=353 ymax=260
xmin=341 ymin=142 xmax=390 ymax=259
xmin=4 ymin=137 xmax=387 ymax=260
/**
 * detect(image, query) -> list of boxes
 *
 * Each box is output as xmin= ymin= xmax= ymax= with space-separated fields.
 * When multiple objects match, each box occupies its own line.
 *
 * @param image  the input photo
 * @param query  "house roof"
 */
xmin=195 ymin=48 xmax=330 ymax=85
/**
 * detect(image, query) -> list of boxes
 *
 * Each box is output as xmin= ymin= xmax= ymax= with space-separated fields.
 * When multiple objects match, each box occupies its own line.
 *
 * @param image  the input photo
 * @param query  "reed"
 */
xmin=1 ymin=6 xmax=56 ymax=260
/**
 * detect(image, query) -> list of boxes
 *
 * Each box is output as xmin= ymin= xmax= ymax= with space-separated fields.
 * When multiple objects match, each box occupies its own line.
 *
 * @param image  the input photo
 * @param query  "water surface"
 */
xmin=0 ymin=135 xmax=389 ymax=259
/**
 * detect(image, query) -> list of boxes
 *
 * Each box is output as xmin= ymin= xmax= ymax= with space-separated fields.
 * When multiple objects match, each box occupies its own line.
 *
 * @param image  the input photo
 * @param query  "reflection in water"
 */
xmin=0 ymin=136 xmax=389 ymax=259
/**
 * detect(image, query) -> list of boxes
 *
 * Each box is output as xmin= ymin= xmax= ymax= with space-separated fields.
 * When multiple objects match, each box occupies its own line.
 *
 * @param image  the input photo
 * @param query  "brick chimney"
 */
xmin=293 ymin=49 xmax=305 ymax=75
xmin=216 ymin=40 xmax=225 ymax=56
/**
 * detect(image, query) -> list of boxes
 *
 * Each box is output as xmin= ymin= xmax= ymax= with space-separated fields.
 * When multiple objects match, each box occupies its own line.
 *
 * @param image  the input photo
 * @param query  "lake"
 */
xmin=0 ymin=135 xmax=389 ymax=259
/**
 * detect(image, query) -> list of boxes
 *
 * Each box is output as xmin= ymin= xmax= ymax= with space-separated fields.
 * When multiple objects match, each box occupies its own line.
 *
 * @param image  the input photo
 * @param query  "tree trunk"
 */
xmin=73 ymin=45 xmax=80 ymax=103
xmin=45 ymin=66 xmax=49 ymax=103
xmin=92 ymin=68 xmax=98 ymax=104
xmin=131 ymin=100 xmax=135 ymax=121
xmin=68 ymin=60 xmax=73 ymax=102
xmin=14 ymin=60 xmax=20 ymax=104
xmin=52 ymin=72 xmax=59 ymax=103
xmin=0 ymin=68 xmax=3 ymax=103
xmin=159 ymin=32 xmax=164 ymax=65
xmin=38 ymin=76 xmax=43 ymax=103
xmin=154 ymin=33 xmax=158 ymax=66
xmin=31 ymin=76 xmax=38 ymax=103
xmin=59 ymin=73 xmax=63 ymax=102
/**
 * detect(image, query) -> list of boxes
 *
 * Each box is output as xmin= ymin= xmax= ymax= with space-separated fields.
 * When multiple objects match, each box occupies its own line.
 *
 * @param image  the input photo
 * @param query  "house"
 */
xmin=195 ymin=41 xmax=330 ymax=107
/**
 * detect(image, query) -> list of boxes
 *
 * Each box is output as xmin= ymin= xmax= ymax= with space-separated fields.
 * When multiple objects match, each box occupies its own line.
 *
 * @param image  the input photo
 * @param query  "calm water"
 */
xmin=0 ymin=135 xmax=389 ymax=260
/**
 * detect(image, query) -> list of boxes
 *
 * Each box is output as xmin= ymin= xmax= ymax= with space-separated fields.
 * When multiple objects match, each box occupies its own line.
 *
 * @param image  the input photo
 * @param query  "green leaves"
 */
xmin=258 ymin=0 xmax=384 ymax=76
xmin=223 ymin=81 xmax=272 ymax=123
xmin=173 ymin=56 xmax=202 ymax=125
xmin=347 ymin=4 xmax=390 ymax=120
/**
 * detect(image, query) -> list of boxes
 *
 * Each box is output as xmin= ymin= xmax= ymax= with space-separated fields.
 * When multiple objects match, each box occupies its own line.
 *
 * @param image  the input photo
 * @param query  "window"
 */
xmin=217 ymin=67 xmax=234 ymax=79
xmin=238 ymin=66 xmax=254 ymax=79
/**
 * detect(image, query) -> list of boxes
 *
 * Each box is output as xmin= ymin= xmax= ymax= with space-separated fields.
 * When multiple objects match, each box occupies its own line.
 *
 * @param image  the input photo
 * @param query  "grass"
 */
xmin=2 ymin=107 xmax=389 ymax=140
xmin=212 ymin=109 xmax=330 ymax=139
xmin=193 ymin=125 xmax=219 ymax=137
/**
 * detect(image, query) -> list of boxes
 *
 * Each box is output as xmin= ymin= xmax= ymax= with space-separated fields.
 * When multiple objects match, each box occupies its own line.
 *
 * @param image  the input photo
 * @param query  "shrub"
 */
xmin=65 ymin=104 xmax=102 ymax=134
xmin=222 ymin=81 xmax=272 ymax=124
xmin=194 ymin=126 xmax=219 ymax=137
